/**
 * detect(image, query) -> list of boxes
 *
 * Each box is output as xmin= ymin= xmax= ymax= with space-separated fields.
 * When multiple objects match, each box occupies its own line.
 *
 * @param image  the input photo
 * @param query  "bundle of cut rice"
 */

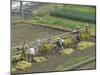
xmin=12 ymin=54 xmax=21 ymax=62
xmin=59 ymin=48 xmax=74 ymax=55
xmin=77 ymin=41 xmax=95 ymax=50
xmin=11 ymin=67 xmax=16 ymax=73
xmin=33 ymin=56 xmax=47 ymax=63
xmin=15 ymin=61 xmax=32 ymax=70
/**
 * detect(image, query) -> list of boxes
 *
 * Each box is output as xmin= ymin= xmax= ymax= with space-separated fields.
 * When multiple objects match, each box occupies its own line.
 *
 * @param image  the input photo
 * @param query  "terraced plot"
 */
xmin=11 ymin=23 xmax=66 ymax=47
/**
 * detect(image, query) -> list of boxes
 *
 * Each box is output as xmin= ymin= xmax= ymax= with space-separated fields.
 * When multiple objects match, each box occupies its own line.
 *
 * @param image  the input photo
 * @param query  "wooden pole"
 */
xmin=20 ymin=1 xmax=24 ymax=20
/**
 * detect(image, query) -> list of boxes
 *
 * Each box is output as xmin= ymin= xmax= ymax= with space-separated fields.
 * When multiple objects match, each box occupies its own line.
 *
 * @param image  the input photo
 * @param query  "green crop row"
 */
xmin=50 ymin=6 xmax=96 ymax=23
xmin=33 ymin=16 xmax=95 ymax=31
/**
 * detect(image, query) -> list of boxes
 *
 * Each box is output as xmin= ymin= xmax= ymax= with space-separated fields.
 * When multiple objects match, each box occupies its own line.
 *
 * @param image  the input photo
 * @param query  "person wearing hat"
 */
xmin=72 ymin=26 xmax=80 ymax=33
xmin=56 ymin=37 xmax=64 ymax=50
xmin=85 ymin=23 xmax=90 ymax=34
xmin=72 ymin=26 xmax=80 ymax=41
xmin=27 ymin=45 xmax=36 ymax=62
xmin=36 ymin=39 xmax=42 ymax=54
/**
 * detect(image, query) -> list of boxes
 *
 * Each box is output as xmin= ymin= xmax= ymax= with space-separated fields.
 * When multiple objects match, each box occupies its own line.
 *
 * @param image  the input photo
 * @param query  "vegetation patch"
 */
xmin=50 ymin=5 xmax=96 ymax=23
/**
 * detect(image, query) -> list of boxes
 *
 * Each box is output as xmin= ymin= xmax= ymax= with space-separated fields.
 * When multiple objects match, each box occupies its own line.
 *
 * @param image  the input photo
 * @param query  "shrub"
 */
xmin=77 ymin=41 xmax=95 ymax=50
xmin=59 ymin=48 xmax=74 ymax=55
xmin=33 ymin=56 xmax=47 ymax=63
xmin=15 ymin=61 xmax=32 ymax=70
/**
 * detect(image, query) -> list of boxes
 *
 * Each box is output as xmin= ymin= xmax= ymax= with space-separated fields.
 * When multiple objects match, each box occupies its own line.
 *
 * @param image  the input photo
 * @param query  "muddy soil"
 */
xmin=11 ymin=23 xmax=66 ymax=47
xmin=74 ymin=60 xmax=96 ymax=70
xmin=11 ymin=23 xmax=96 ymax=74
xmin=15 ymin=45 xmax=96 ymax=74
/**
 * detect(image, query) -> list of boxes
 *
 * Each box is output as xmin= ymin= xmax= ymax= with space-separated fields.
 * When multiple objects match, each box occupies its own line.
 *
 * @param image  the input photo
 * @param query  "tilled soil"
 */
xmin=11 ymin=24 xmax=66 ymax=47
xmin=15 ymin=45 xmax=96 ymax=74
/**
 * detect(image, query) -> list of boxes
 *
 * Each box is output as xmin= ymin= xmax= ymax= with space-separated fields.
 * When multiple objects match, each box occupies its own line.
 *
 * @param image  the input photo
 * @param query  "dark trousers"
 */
xmin=28 ymin=54 xmax=33 ymax=62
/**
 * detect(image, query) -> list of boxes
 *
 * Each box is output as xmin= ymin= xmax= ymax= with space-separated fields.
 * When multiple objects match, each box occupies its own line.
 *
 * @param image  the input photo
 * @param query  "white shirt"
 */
xmin=28 ymin=48 xmax=35 ymax=55
xmin=59 ymin=39 xmax=64 ymax=43
xmin=59 ymin=39 xmax=64 ymax=45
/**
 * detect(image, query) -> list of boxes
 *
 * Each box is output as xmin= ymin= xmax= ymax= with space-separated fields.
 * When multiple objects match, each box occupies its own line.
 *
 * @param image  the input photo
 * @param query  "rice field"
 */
xmin=11 ymin=2 xmax=96 ymax=74
xmin=11 ymin=23 xmax=66 ymax=47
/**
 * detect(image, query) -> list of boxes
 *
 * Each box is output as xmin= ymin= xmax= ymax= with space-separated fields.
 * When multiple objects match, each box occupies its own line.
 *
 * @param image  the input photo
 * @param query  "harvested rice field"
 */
xmin=11 ymin=1 xmax=96 ymax=75
xmin=11 ymin=23 xmax=67 ymax=47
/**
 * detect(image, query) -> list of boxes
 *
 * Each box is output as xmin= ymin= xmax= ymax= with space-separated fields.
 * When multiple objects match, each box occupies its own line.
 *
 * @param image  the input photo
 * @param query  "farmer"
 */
xmin=27 ymin=45 xmax=36 ymax=62
xmin=85 ymin=23 xmax=90 ymax=34
xmin=36 ymin=39 xmax=42 ymax=53
xmin=72 ymin=26 xmax=80 ymax=41
xmin=84 ymin=23 xmax=91 ymax=41
xmin=56 ymin=37 xmax=64 ymax=50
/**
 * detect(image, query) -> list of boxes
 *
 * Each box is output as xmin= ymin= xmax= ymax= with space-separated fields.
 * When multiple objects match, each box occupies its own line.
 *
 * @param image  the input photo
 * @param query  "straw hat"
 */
xmin=77 ymin=26 xmax=80 ymax=28
xmin=86 ymin=23 xmax=89 ymax=27
xmin=37 ymin=39 xmax=41 ymax=42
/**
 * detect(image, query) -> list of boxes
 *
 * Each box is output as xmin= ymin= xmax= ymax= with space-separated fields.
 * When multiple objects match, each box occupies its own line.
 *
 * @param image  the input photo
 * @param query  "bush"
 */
xmin=33 ymin=56 xmax=47 ymax=63
xmin=77 ymin=41 xmax=95 ymax=50
xmin=15 ymin=61 xmax=32 ymax=70
xmin=59 ymin=48 xmax=74 ymax=55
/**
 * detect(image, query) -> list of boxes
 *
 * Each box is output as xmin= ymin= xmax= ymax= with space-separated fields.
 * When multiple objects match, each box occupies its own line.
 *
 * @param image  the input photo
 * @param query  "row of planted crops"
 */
xmin=31 ymin=4 xmax=96 ymax=36
xmin=50 ymin=5 xmax=96 ymax=23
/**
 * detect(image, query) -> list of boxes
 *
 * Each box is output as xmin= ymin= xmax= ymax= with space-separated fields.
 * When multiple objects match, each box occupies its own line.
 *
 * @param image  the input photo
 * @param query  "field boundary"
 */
xmin=12 ymin=21 xmax=71 ymax=32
